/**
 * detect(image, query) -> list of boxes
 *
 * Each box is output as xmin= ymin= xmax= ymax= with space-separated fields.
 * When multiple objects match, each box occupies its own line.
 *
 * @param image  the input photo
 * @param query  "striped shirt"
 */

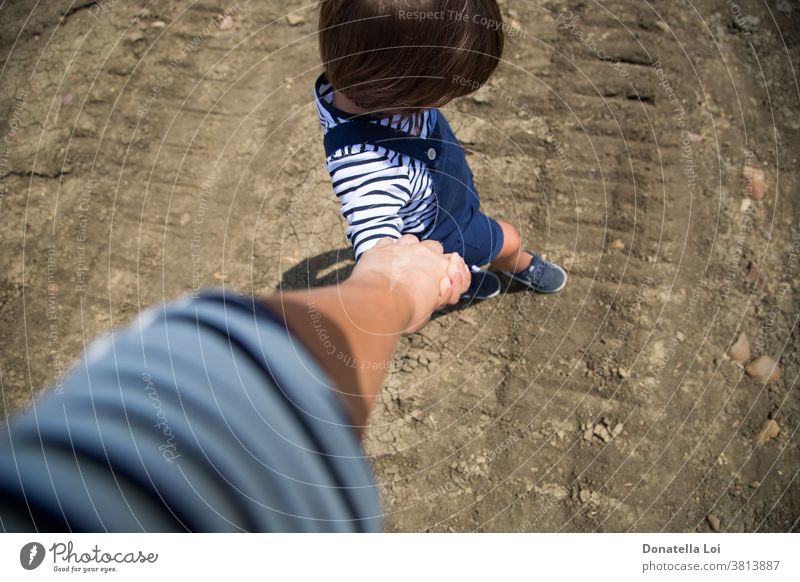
xmin=315 ymin=77 xmax=439 ymax=260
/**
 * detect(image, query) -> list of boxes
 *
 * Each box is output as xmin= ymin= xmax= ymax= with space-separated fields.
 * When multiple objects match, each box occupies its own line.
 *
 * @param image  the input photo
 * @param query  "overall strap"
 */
xmin=323 ymin=119 xmax=441 ymax=165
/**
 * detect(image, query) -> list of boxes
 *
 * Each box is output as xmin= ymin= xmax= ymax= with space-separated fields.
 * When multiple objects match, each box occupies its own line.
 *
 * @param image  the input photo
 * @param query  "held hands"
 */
xmin=349 ymin=235 xmax=471 ymax=334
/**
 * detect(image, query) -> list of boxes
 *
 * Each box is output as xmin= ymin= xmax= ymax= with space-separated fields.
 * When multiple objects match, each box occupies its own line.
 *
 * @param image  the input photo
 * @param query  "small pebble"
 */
xmin=594 ymin=424 xmax=612 ymax=443
xmin=686 ymin=132 xmax=704 ymax=143
xmin=458 ymin=312 xmax=477 ymax=326
xmin=609 ymin=239 xmax=625 ymax=251
xmin=755 ymin=418 xmax=781 ymax=445
xmin=727 ymin=332 xmax=750 ymax=363
xmin=470 ymin=87 xmax=493 ymax=104
xmin=286 ymin=13 xmax=305 ymax=26
xmin=743 ymin=167 xmax=767 ymax=200
xmin=707 ymin=513 xmax=721 ymax=532
xmin=746 ymin=356 xmax=781 ymax=384
xmin=218 ymin=15 xmax=234 ymax=30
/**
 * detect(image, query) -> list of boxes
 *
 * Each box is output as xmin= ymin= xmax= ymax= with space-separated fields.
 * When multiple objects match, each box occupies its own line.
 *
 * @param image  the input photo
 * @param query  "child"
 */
xmin=314 ymin=0 xmax=567 ymax=298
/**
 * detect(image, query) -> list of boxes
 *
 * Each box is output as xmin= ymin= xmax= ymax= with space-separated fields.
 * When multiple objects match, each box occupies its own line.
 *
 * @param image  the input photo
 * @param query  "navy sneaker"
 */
xmin=503 ymin=253 xmax=567 ymax=294
xmin=461 ymin=266 xmax=501 ymax=300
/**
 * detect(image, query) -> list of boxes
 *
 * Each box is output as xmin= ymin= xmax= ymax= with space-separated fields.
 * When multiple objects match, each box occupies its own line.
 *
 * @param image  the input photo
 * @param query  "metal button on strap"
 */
xmin=427 ymin=147 xmax=437 ymax=161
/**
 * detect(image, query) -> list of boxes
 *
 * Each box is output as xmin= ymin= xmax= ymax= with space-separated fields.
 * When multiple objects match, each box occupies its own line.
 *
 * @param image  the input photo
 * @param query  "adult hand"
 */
xmin=348 ymin=235 xmax=470 ymax=333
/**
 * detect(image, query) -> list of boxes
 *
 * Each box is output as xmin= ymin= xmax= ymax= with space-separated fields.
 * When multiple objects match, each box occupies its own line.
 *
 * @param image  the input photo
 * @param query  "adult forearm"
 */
xmin=262 ymin=236 xmax=469 ymax=432
xmin=263 ymin=273 xmax=412 ymax=431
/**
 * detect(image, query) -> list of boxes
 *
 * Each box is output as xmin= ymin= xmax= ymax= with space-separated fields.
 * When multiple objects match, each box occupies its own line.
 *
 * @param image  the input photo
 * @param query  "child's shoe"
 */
xmin=503 ymin=253 xmax=567 ymax=294
xmin=461 ymin=266 xmax=501 ymax=300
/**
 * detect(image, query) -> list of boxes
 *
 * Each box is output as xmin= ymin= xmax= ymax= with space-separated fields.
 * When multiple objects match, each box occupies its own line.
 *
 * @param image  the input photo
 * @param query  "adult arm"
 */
xmin=264 ymin=235 xmax=470 ymax=431
xmin=0 ymin=237 xmax=468 ymax=532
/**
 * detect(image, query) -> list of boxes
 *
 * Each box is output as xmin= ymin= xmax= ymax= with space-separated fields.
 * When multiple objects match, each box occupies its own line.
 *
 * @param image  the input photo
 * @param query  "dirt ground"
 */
xmin=0 ymin=0 xmax=798 ymax=532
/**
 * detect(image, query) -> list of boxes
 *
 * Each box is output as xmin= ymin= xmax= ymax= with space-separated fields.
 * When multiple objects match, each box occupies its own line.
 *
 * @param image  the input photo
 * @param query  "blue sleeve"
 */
xmin=0 ymin=291 xmax=382 ymax=532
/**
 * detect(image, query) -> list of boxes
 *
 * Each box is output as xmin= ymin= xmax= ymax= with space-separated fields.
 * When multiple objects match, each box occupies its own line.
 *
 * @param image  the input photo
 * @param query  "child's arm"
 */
xmin=329 ymin=150 xmax=414 ymax=259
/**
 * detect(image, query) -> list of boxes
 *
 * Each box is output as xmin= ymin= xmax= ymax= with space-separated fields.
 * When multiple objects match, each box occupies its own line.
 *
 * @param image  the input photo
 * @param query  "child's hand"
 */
xmin=350 ymin=235 xmax=470 ymax=333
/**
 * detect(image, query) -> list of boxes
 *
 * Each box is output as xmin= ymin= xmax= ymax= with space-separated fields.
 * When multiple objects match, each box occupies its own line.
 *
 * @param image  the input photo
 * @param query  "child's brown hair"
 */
xmin=318 ymin=0 xmax=504 ymax=116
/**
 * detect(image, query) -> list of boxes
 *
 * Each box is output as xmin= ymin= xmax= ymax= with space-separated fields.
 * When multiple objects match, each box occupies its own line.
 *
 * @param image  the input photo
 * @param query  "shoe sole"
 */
xmin=502 ymin=264 xmax=568 ymax=294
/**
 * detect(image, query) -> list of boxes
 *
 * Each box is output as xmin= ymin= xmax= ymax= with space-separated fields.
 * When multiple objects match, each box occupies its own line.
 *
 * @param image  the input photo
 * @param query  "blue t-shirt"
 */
xmin=0 ymin=292 xmax=382 ymax=532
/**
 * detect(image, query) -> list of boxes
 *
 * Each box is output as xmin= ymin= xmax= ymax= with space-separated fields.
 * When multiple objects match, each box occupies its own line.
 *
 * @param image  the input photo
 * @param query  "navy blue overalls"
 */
xmin=322 ymin=110 xmax=505 ymax=267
